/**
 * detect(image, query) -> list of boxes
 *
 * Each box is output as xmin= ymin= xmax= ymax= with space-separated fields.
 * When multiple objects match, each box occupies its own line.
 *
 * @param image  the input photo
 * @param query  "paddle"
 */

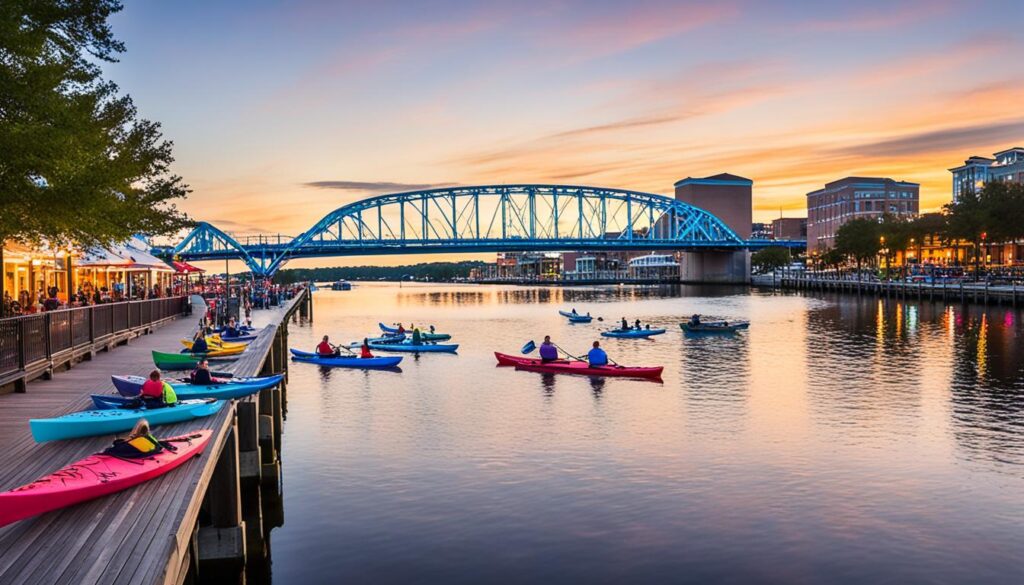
xmin=331 ymin=342 xmax=357 ymax=356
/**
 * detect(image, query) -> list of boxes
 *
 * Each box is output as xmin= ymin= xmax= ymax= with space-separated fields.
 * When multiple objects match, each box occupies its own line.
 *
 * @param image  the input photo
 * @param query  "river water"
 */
xmin=268 ymin=282 xmax=1023 ymax=584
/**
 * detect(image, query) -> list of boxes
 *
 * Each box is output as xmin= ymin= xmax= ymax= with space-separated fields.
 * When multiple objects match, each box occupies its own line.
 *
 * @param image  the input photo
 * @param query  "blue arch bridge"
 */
xmin=167 ymin=184 xmax=804 ymax=281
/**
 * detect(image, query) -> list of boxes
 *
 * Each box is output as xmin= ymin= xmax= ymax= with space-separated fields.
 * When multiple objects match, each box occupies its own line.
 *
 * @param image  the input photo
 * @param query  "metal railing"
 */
xmin=0 ymin=296 xmax=191 ymax=381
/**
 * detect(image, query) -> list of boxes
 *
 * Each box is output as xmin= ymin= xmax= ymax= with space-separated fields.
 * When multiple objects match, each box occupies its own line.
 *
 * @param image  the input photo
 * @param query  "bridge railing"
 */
xmin=0 ymin=296 xmax=191 ymax=390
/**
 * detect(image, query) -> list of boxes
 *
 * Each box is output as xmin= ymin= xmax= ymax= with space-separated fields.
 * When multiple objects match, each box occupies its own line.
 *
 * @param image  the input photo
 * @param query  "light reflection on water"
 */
xmin=269 ymin=283 xmax=1024 ymax=584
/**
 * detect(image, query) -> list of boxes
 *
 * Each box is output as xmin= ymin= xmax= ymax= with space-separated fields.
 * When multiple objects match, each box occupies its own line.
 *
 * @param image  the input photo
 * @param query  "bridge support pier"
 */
xmin=681 ymin=250 xmax=750 ymax=284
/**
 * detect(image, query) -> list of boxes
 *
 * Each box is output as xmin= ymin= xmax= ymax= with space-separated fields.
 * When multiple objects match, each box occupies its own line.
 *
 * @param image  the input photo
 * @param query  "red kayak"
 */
xmin=0 ymin=430 xmax=212 ymax=528
xmin=494 ymin=352 xmax=663 ymax=380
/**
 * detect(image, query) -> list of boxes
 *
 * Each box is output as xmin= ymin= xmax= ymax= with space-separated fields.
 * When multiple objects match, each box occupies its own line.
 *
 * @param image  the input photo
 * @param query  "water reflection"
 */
xmin=269 ymin=283 xmax=1024 ymax=584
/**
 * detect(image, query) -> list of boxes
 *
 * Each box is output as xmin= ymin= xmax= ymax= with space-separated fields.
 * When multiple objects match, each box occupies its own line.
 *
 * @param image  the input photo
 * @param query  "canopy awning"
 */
xmin=170 ymin=260 xmax=205 ymax=274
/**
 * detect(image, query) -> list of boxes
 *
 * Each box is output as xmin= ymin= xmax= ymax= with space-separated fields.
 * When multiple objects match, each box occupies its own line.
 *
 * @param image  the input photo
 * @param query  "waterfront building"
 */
xmin=674 ymin=173 xmax=752 ymax=238
xmin=806 ymin=177 xmax=919 ymax=251
xmin=950 ymin=147 xmax=1024 ymax=202
xmin=751 ymin=222 xmax=772 ymax=240
xmin=562 ymin=251 xmax=627 ymax=281
xmin=627 ymin=253 xmax=681 ymax=280
xmin=771 ymin=217 xmax=807 ymax=240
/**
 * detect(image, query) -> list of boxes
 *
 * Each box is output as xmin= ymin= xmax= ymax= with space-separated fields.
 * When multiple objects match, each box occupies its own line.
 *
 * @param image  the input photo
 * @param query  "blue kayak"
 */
xmin=601 ymin=328 xmax=667 ymax=338
xmin=111 ymin=374 xmax=284 ymax=399
xmin=289 ymin=349 xmax=403 ymax=368
xmin=348 ymin=340 xmax=458 ymax=353
xmin=558 ymin=310 xmax=592 ymax=323
xmin=378 ymin=323 xmax=452 ymax=341
xmin=30 ymin=399 xmax=224 ymax=442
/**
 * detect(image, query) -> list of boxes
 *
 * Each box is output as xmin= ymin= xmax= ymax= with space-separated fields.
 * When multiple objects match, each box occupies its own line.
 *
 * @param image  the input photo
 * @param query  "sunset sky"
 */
xmin=107 ymin=0 xmax=1024 ymax=267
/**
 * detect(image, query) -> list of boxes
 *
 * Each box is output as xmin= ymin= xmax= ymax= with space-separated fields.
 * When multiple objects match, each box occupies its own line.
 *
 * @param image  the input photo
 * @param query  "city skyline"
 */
xmin=107 ymin=0 xmax=1024 ymax=266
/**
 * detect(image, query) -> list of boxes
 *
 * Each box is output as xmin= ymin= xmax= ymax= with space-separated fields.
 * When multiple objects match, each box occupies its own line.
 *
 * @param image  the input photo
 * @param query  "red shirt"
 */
xmin=316 ymin=341 xmax=334 ymax=356
xmin=141 ymin=379 xmax=164 ymax=399
xmin=360 ymin=344 xmax=373 ymax=358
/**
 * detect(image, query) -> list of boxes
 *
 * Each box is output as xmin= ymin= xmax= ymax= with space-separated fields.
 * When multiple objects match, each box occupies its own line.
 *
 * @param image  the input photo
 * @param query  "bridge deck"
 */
xmin=0 ymin=296 xmax=296 ymax=585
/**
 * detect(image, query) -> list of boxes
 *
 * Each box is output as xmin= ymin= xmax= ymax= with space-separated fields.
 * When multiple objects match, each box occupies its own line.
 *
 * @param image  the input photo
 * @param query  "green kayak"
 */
xmin=152 ymin=350 xmax=238 ymax=370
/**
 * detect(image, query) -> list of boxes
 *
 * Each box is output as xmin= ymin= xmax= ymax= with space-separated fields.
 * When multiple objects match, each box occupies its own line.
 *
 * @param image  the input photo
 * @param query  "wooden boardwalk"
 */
xmin=0 ymin=293 xmax=305 ymax=585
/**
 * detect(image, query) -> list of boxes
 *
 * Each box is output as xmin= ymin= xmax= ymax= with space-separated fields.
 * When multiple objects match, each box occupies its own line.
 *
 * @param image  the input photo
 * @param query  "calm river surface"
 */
xmin=268 ymin=282 xmax=1023 ymax=584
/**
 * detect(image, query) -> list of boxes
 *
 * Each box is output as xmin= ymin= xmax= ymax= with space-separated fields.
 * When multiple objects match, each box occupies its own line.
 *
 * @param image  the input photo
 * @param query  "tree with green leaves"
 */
xmin=834 ymin=218 xmax=880 ymax=278
xmin=906 ymin=213 xmax=947 ymax=261
xmin=944 ymin=189 xmax=988 ymax=277
xmin=751 ymin=246 xmax=791 ymax=274
xmin=0 ymin=0 xmax=191 ymax=250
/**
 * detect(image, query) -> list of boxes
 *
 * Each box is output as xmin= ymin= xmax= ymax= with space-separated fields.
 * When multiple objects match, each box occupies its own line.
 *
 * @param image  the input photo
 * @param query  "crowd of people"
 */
xmin=1 ymin=282 xmax=175 ymax=318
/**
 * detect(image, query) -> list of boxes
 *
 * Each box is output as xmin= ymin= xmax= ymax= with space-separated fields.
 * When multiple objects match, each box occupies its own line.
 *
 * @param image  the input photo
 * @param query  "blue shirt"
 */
xmin=539 ymin=342 xmax=558 ymax=360
xmin=588 ymin=347 xmax=608 ymax=366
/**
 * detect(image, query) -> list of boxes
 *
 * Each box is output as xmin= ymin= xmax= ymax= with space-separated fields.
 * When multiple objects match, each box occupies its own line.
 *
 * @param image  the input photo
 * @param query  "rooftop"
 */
xmin=674 ymin=173 xmax=753 ymax=187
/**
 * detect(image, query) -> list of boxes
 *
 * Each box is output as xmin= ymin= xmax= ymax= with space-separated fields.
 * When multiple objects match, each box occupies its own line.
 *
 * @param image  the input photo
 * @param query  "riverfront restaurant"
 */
xmin=2 ymin=237 xmax=174 ymax=308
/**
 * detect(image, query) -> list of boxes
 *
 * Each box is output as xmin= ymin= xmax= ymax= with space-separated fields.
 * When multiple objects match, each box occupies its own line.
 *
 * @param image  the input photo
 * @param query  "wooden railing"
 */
xmin=0 ymin=296 xmax=191 ymax=385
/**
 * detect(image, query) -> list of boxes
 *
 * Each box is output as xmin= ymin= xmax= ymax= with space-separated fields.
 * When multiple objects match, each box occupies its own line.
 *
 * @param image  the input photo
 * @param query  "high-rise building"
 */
xmin=806 ymin=177 xmax=919 ymax=251
xmin=771 ymin=217 xmax=807 ymax=240
xmin=949 ymin=147 xmax=1024 ymax=202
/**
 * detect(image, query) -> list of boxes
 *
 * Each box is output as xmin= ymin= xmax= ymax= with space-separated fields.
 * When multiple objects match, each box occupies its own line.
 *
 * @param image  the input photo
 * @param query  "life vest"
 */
xmin=161 ymin=381 xmax=177 ymax=405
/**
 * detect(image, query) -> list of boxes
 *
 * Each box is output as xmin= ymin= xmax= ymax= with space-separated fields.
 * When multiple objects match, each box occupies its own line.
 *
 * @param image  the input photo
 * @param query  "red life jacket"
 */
xmin=316 ymin=341 xmax=334 ymax=356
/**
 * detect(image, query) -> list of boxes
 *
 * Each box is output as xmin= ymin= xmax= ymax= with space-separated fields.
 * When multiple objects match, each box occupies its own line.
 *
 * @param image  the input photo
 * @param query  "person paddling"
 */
xmin=104 ymin=420 xmax=165 ymax=458
xmin=138 ymin=370 xmax=177 ymax=409
xmin=360 ymin=338 xmax=374 ymax=358
xmin=316 ymin=335 xmax=340 ymax=357
xmin=587 ymin=341 xmax=608 ymax=367
xmin=689 ymin=314 xmax=701 ymax=326
xmin=396 ymin=323 xmax=406 ymax=335
xmin=411 ymin=326 xmax=423 ymax=345
xmin=539 ymin=335 xmax=559 ymax=362
xmin=191 ymin=330 xmax=209 ymax=354
xmin=620 ymin=317 xmax=628 ymax=331
xmin=223 ymin=317 xmax=240 ymax=338
xmin=190 ymin=359 xmax=214 ymax=385
xmin=634 ymin=318 xmax=641 ymax=330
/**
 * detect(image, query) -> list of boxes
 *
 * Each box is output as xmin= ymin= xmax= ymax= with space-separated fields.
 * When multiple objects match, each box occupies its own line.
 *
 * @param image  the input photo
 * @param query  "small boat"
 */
xmin=153 ymin=350 xmax=238 ymax=370
xmin=601 ymin=328 xmax=667 ymax=338
xmin=331 ymin=280 xmax=352 ymax=291
xmin=30 ymin=400 xmax=224 ymax=442
xmin=110 ymin=374 xmax=284 ymax=399
xmin=494 ymin=352 xmax=662 ymax=380
xmin=558 ymin=310 xmax=593 ymax=323
xmin=378 ymin=323 xmax=452 ymax=341
xmin=211 ymin=332 xmax=258 ymax=342
xmin=0 ymin=431 xmax=211 ymax=528
xmin=289 ymin=349 xmax=403 ymax=368
xmin=353 ymin=340 xmax=458 ymax=353
xmin=680 ymin=321 xmax=749 ymax=334
xmin=180 ymin=339 xmax=249 ymax=353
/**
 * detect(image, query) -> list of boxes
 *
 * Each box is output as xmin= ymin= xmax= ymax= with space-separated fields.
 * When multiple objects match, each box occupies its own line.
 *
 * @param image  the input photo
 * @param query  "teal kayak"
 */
xmin=377 ymin=323 xmax=452 ymax=340
xmin=110 ymin=374 xmax=284 ymax=400
xmin=680 ymin=321 xmax=749 ymax=334
xmin=30 ymin=399 xmax=225 ymax=443
xmin=348 ymin=340 xmax=458 ymax=353
xmin=601 ymin=328 xmax=667 ymax=338
xmin=558 ymin=310 xmax=592 ymax=323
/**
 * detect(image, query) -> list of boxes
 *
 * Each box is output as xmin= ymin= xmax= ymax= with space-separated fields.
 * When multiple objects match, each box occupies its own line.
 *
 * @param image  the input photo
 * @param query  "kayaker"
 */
xmin=690 ymin=314 xmax=701 ymax=326
xmin=587 ymin=341 xmax=608 ymax=367
xmin=620 ymin=317 xmax=628 ymax=331
xmin=396 ymin=323 xmax=406 ymax=335
xmin=139 ymin=370 xmax=178 ymax=408
xmin=191 ymin=331 xmax=209 ymax=354
xmin=359 ymin=338 xmax=374 ymax=358
xmin=190 ymin=359 xmax=214 ymax=385
xmin=316 ymin=335 xmax=340 ymax=357
xmin=411 ymin=327 xmax=423 ymax=345
xmin=634 ymin=318 xmax=641 ymax=330
xmin=539 ymin=336 xmax=559 ymax=362
xmin=429 ymin=325 xmax=436 ymax=334
xmin=223 ymin=318 xmax=239 ymax=338
xmin=104 ymin=420 xmax=165 ymax=458
xmin=571 ymin=308 xmax=578 ymax=315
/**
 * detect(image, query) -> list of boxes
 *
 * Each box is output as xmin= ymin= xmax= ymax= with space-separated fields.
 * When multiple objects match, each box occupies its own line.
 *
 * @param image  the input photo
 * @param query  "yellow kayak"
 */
xmin=207 ymin=335 xmax=249 ymax=349
xmin=179 ymin=340 xmax=246 ymax=356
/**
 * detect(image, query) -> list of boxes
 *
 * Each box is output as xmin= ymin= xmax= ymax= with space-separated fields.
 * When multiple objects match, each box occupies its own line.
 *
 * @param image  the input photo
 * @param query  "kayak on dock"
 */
xmin=558 ymin=310 xmax=593 ymax=323
xmin=0 ymin=430 xmax=212 ymax=528
xmin=180 ymin=339 xmax=248 ymax=353
xmin=110 ymin=374 xmax=284 ymax=399
xmin=289 ymin=349 xmax=403 ymax=368
xmin=153 ymin=350 xmax=238 ymax=370
xmin=378 ymin=323 xmax=452 ymax=340
xmin=30 ymin=400 xmax=224 ymax=442
xmin=601 ymin=328 xmax=667 ymax=338
xmin=494 ymin=352 xmax=663 ymax=380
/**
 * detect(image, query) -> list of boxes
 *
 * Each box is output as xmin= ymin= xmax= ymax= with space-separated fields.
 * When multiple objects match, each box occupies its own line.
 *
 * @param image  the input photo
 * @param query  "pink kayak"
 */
xmin=494 ymin=352 xmax=663 ymax=380
xmin=0 ymin=430 xmax=212 ymax=528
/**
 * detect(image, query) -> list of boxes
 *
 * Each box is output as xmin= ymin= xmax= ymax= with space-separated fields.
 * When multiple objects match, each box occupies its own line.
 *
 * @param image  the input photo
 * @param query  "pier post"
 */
xmin=258 ymin=388 xmax=280 ymax=487
xmin=198 ymin=420 xmax=247 ymax=572
xmin=236 ymin=400 xmax=266 ymax=558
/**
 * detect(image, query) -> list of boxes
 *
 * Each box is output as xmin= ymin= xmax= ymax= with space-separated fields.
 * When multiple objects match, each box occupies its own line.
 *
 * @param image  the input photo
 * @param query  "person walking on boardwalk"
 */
xmin=316 ymin=335 xmax=340 ymax=357
xmin=587 ymin=341 xmax=608 ymax=366
xmin=539 ymin=336 xmax=559 ymax=362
